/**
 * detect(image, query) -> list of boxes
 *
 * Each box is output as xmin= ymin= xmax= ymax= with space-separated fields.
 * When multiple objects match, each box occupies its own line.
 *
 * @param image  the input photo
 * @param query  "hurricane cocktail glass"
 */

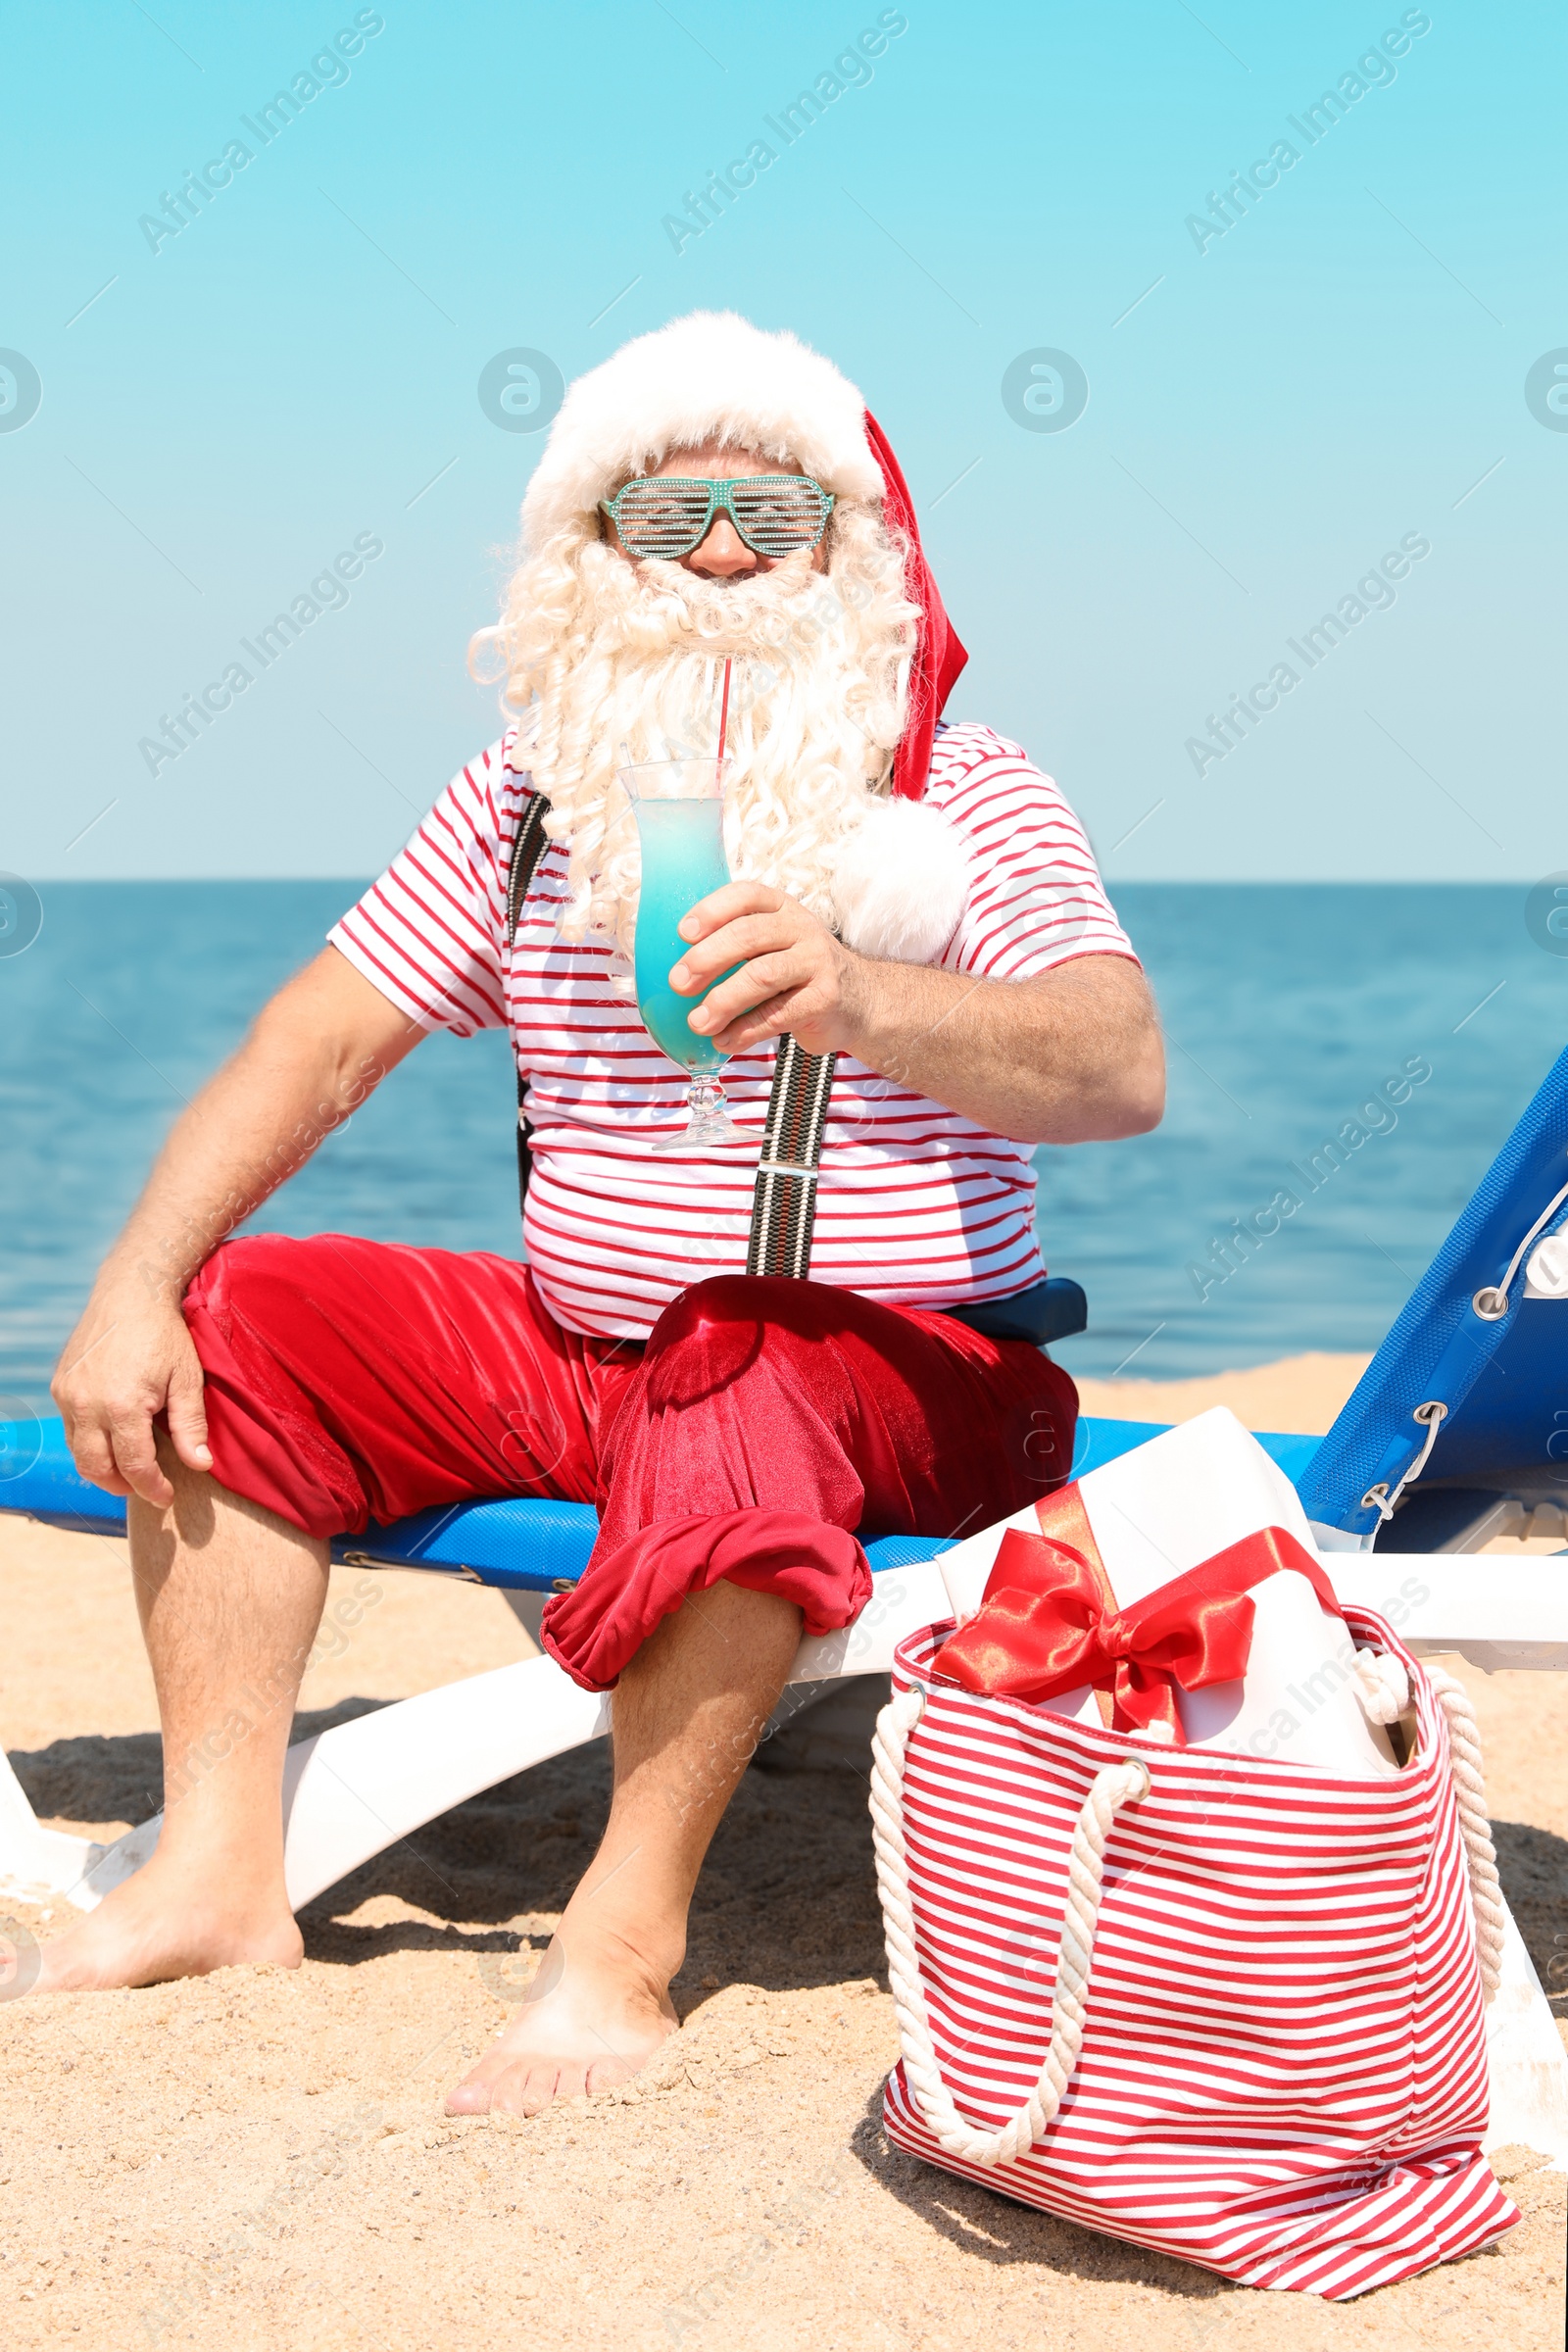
xmin=620 ymin=760 xmax=745 ymax=1151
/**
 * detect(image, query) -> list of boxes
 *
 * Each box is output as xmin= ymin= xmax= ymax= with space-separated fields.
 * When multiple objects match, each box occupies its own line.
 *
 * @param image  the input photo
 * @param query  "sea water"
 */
xmin=3 ymin=884 xmax=1565 ymax=1404
xmin=631 ymin=799 xmax=733 ymax=1074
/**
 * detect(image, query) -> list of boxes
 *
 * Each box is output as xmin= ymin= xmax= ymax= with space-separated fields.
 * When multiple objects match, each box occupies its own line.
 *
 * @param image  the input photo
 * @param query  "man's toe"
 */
xmin=518 ymin=2063 xmax=566 ymax=2117
xmin=584 ymin=2054 xmax=634 ymax=2096
xmin=445 ymin=2056 xmax=507 ymax=2114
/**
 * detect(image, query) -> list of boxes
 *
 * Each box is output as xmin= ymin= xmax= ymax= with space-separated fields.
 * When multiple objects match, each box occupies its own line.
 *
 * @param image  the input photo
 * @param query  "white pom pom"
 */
xmin=830 ymin=798 xmax=973 ymax=965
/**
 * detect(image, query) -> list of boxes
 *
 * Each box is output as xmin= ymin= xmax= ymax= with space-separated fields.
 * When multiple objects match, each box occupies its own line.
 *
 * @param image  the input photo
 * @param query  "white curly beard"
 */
xmin=491 ymin=510 xmax=932 ymax=965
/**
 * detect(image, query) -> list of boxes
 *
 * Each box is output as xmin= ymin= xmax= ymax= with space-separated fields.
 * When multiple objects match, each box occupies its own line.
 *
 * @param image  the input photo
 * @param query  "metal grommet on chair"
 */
xmin=1468 ymin=1162 xmax=1568 ymax=1323
xmin=1359 ymin=1399 xmax=1448 ymax=1524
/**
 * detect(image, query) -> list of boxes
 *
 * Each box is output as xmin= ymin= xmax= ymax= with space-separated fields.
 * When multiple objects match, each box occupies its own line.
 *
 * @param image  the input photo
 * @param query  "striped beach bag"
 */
xmin=870 ymin=1493 xmax=1518 ymax=2295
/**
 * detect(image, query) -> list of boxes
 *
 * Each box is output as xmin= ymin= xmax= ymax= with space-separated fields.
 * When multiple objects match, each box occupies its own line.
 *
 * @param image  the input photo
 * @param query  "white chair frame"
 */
xmin=3 ymin=1545 xmax=1566 ymax=2167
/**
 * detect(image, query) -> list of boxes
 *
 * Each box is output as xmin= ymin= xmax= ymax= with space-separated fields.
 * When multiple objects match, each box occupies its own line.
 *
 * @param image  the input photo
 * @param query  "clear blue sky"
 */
xmin=2 ymin=0 xmax=1563 ymax=883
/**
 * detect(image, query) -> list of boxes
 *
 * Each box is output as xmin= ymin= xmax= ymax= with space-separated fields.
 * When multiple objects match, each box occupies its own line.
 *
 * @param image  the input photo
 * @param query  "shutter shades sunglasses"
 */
xmin=600 ymin=473 xmax=836 ymax=562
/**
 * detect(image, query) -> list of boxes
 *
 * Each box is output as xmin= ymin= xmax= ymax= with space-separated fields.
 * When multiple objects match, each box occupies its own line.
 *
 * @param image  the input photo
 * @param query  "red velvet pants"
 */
xmin=181 ymin=1236 xmax=1078 ymax=1690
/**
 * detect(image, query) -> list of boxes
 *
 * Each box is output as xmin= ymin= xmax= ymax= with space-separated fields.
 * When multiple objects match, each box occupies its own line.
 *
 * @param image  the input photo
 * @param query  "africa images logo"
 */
xmin=1524 ymin=351 xmax=1568 ymax=432
xmin=137 ymin=534 xmax=384 ymax=777
xmin=661 ymin=11 xmax=908 ymax=253
xmin=0 ymin=350 xmax=42 ymax=433
xmin=1183 ymin=12 xmax=1433 ymax=256
xmin=1525 ymin=875 xmax=1568 ymax=957
xmin=135 ymin=13 xmax=386 ymax=254
xmin=1185 ymin=533 xmax=1431 ymax=777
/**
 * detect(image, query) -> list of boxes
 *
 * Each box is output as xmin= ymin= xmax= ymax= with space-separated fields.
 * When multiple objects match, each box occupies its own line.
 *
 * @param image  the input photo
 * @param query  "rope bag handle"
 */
xmin=870 ymin=1652 xmax=1504 ymax=2172
xmin=1425 ymin=1665 xmax=1505 ymax=1999
xmin=1349 ymin=1645 xmax=1504 ymax=2001
xmin=869 ymin=1684 xmax=1152 ymax=2170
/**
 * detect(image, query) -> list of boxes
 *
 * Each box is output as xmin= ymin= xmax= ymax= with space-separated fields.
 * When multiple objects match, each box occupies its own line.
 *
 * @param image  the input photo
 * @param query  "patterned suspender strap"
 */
xmin=505 ymin=790 xmax=553 ymax=1210
xmin=745 ymin=1036 xmax=838 ymax=1280
xmin=506 ymin=789 xmax=552 ymax=944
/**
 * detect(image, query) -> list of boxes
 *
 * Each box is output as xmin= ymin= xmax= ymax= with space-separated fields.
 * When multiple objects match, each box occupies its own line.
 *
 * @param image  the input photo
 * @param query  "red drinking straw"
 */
xmin=715 ymin=657 xmax=732 ymax=784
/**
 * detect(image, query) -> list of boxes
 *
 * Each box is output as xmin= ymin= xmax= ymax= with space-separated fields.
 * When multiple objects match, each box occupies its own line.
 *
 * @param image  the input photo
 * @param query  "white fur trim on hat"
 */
xmin=830 ymin=799 xmax=972 ymax=964
xmin=522 ymin=312 xmax=884 ymax=551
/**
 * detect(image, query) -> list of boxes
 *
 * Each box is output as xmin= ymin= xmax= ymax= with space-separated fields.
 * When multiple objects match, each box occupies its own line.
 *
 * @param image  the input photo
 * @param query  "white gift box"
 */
xmin=938 ymin=1406 xmax=1400 ymax=1779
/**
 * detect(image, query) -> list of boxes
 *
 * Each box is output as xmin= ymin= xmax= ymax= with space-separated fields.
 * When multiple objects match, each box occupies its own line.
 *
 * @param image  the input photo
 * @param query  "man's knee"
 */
xmin=645 ymin=1276 xmax=831 ymax=1406
xmin=185 ymin=1233 xmax=329 ymax=1328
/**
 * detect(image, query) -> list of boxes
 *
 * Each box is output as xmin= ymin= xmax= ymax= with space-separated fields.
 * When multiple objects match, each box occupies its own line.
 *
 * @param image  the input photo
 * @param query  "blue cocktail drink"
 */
xmin=621 ymin=760 xmax=746 ymax=1149
xmin=633 ymin=799 xmax=731 ymax=1073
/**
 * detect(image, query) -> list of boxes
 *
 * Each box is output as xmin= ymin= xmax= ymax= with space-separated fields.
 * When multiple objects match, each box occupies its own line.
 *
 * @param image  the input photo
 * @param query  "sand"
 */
xmin=1 ymin=1353 xmax=1563 ymax=2350
xmin=1072 ymin=1349 xmax=1378 ymax=1437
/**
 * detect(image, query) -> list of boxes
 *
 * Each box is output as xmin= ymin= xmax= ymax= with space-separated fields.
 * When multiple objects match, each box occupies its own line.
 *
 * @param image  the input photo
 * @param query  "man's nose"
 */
xmin=684 ymin=514 xmax=758 ymax=577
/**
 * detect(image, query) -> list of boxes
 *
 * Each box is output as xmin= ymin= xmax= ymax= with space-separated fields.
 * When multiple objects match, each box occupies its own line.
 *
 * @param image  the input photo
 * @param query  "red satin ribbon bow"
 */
xmin=931 ymin=1485 xmax=1344 ymax=1742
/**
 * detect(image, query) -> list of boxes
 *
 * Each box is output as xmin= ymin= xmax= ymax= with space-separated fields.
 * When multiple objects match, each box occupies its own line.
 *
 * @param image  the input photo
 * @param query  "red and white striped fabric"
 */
xmin=329 ymin=720 xmax=1136 ymax=1340
xmin=876 ymin=1610 xmax=1517 ymax=2298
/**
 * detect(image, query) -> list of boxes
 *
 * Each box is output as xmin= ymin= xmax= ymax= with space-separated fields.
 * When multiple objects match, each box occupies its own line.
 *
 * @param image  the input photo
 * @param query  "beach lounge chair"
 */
xmin=8 ymin=1046 xmax=1560 ymax=1912
xmin=0 ymin=1406 xmax=1289 ymax=1900
xmin=11 ymin=1405 xmax=1531 ymax=1917
xmin=1301 ymin=1038 xmax=1568 ymax=1558
xmin=4 ymin=1058 xmax=1567 ymax=2156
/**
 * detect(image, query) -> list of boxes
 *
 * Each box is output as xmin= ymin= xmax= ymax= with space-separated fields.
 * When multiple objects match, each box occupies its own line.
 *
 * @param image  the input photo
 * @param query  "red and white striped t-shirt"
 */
xmin=329 ymin=721 xmax=1137 ymax=1340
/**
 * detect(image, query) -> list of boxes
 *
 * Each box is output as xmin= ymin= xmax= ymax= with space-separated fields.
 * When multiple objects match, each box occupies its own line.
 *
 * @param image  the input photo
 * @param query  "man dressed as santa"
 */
xmin=46 ymin=314 xmax=1163 ymax=2113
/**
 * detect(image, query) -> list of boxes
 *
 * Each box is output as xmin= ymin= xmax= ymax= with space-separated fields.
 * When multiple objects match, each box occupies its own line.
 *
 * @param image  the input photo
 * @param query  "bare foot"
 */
xmin=446 ymin=1932 xmax=677 ymax=2118
xmin=30 ymin=1857 xmax=303 ymax=1994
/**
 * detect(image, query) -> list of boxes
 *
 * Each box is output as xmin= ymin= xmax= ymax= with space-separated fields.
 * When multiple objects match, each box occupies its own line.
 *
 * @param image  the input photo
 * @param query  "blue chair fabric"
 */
xmin=1 ymin=1415 xmax=1324 ymax=1592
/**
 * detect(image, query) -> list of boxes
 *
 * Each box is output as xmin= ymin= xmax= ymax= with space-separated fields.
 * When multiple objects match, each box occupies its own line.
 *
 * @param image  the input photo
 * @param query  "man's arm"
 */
xmin=669 ymin=882 xmax=1165 ymax=1145
xmin=52 ymin=947 xmax=423 ymax=1506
